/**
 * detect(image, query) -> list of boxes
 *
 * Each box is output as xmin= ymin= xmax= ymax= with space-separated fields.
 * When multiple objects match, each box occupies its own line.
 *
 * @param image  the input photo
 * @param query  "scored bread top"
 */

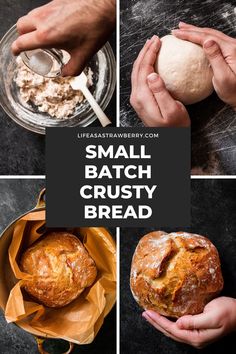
xmin=20 ymin=231 xmax=97 ymax=308
xmin=130 ymin=231 xmax=224 ymax=318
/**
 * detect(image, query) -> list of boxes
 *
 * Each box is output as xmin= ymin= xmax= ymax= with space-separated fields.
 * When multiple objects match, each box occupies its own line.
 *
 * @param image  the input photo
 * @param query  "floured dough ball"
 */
xmin=20 ymin=232 xmax=97 ymax=308
xmin=155 ymin=35 xmax=214 ymax=104
xmin=130 ymin=231 xmax=224 ymax=318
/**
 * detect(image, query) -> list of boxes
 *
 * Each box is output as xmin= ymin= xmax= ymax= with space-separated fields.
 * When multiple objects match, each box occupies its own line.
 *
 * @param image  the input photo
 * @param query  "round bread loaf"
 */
xmin=20 ymin=231 xmax=97 ymax=308
xmin=130 ymin=231 xmax=223 ymax=318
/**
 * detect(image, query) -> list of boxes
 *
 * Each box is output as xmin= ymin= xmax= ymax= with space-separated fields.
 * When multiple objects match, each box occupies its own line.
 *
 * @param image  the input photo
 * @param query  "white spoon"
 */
xmin=70 ymin=72 xmax=112 ymax=127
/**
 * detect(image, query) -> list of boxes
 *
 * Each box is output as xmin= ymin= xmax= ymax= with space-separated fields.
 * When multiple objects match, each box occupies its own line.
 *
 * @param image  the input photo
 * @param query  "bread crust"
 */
xmin=20 ymin=231 xmax=97 ymax=308
xmin=130 ymin=231 xmax=224 ymax=318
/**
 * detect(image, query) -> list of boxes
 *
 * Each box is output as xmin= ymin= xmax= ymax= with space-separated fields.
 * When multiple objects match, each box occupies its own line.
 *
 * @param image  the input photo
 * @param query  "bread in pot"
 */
xmin=20 ymin=231 xmax=97 ymax=308
xmin=130 ymin=231 xmax=224 ymax=318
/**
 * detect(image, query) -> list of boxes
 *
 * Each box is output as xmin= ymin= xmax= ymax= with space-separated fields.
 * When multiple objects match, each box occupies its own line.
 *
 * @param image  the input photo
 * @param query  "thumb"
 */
xmin=61 ymin=51 xmax=86 ymax=77
xmin=203 ymin=40 xmax=231 ymax=81
xmin=147 ymin=73 xmax=176 ymax=105
xmin=176 ymin=311 xmax=218 ymax=330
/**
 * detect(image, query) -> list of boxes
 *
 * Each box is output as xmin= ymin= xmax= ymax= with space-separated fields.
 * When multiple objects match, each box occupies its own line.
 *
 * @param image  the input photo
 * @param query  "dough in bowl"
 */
xmin=155 ymin=35 xmax=214 ymax=104
xmin=130 ymin=231 xmax=223 ymax=318
xmin=20 ymin=231 xmax=97 ymax=308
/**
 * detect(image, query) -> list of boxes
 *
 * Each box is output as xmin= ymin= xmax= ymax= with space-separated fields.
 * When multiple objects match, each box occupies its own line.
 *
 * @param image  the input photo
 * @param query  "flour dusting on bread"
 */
xmin=130 ymin=231 xmax=223 ymax=318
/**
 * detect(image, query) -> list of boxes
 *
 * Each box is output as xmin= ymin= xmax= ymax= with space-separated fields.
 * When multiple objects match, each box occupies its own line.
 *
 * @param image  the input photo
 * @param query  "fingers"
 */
xmin=130 ymin=86 xmax=163 ymax=127
xmin=147 ymin=73 xmax=190 ymax=127
xmin=130 ymin=36 xmax=164 ymax=126
xmin=176 ymin=312 xmax=220 ymax=330
xmin=142 ymin=312 xmax=185 ymax=343
xmin=138 ymin=36 xmax=161 ymax=86
xmin=61 ymin=49 xmax=86 ymax=76
xmin=143 ymin=311 xmax=189 ymax=340
xmin=178 ymin=22 xmax=236 ymax=44
xmin=147 ymin=73 xmax=177 ymax=114
xmin=133 ymin=35 xmax=159 ymax=71
xmin=203 ymin=40 xmax=234 ymax=81
xmin=172 ymin=24 xmax=236 ymax=104
xmin=143 ymin=311 xmax=222 ymax=349
xmin=131 ymin=35 xmax=160 ymax=94
xmin=172 ymin=29 xmax=226 ymax=49
xmin=131 ymin=38 xmax=154 ymax=91
xmin=11 ymin=31 xmax=42 ymax=55
xmin=16 ymin=16 xmax=36 ymax=35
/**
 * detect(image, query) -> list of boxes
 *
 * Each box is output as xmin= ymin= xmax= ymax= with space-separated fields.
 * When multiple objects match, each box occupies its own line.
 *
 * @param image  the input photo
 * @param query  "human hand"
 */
xmin=130 ymin=36 xmax=190 ymax=127
xmin=142 ymin=297 xmax=236 ymax=348
xmin=172 ymin=22 xmax=236 ymax=110
xmin=12 ymin=0 xmax=116 ymax=76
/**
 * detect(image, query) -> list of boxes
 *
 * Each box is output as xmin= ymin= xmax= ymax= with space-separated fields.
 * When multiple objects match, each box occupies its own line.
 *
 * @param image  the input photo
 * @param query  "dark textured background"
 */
xmin=120 ymin=179 xmax=236 ymax=354
xmin=120 ymin=0 xmax=236 ymax=175
xmin=0 ymin=0 xmax=116 ymax=175
xmin=0 ymin=179 xmax=116 ymax=354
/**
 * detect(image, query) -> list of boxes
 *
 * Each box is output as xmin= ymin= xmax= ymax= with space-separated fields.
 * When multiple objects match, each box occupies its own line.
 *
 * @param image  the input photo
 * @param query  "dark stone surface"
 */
xmin=0 ymin=179 xmax=116 ymax=353
xmin=0 ymin=0 xmax=116 ymax=175
xmin=120 ymin=0 xmax=236 ymax=175
xmin=120 ymin=179 xmax=236 ymax=354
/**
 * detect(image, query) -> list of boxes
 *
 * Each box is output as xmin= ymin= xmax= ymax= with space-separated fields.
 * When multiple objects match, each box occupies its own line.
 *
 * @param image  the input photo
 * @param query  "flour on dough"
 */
xmin=155 ymin=35 xmax=214 ymax=105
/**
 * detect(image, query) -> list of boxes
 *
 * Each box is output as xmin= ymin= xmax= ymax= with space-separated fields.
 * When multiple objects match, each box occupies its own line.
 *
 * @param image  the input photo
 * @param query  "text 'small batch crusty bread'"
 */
xmin=20 ymin=231 xmax=97 ymax=308
xmin=130 ymin=231 xmax=224 ymax=318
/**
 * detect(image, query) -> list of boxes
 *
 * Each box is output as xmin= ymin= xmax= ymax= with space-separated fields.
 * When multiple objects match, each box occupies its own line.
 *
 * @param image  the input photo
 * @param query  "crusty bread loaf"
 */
xmin=20 ymin=231 xmax=97 ymax=308
xmin=130 ymin=231 xmax=224 ymax=318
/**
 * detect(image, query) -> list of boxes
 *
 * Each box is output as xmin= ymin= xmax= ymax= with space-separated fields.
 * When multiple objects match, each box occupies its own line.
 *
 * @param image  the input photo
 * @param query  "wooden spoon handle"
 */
xmin=82 ymin=86 xmax=112 ymax=127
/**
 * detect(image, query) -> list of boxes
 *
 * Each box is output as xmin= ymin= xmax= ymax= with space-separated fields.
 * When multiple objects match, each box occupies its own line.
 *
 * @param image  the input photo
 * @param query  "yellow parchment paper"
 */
xmin=1 ymin=210 xmax=116 ymax=345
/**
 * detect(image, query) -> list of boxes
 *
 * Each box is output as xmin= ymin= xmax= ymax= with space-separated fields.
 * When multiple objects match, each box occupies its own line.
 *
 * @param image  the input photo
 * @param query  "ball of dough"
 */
xmin=155 ymin=35 xmax=214 ymax=104
xmin=20 ymin=231 xmax=97 ymax=308
xmin=130 ymin=231 xmax=224 ymax=318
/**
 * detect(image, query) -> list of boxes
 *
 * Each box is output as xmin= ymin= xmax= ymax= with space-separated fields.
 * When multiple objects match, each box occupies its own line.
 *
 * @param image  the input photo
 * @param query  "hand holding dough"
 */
xmin=172 ymin=22 xmax=236 ymax=110
xmin=130 ymin=36 xmax=190 ymax=127
xmin=155 ymin=35 xmax=214 ymax=105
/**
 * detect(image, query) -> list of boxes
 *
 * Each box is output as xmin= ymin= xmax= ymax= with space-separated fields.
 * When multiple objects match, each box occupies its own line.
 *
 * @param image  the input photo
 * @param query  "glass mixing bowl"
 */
xmin=0 ymin=25 xmax=116 ymax=134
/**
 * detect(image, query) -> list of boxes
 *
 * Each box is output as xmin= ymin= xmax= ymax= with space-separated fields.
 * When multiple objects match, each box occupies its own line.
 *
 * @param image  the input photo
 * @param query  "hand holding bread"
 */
xmin=130 ymin=231 xmax=236 ymax=348
xmin=143 ymin=296 xmax=236 ymax=348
